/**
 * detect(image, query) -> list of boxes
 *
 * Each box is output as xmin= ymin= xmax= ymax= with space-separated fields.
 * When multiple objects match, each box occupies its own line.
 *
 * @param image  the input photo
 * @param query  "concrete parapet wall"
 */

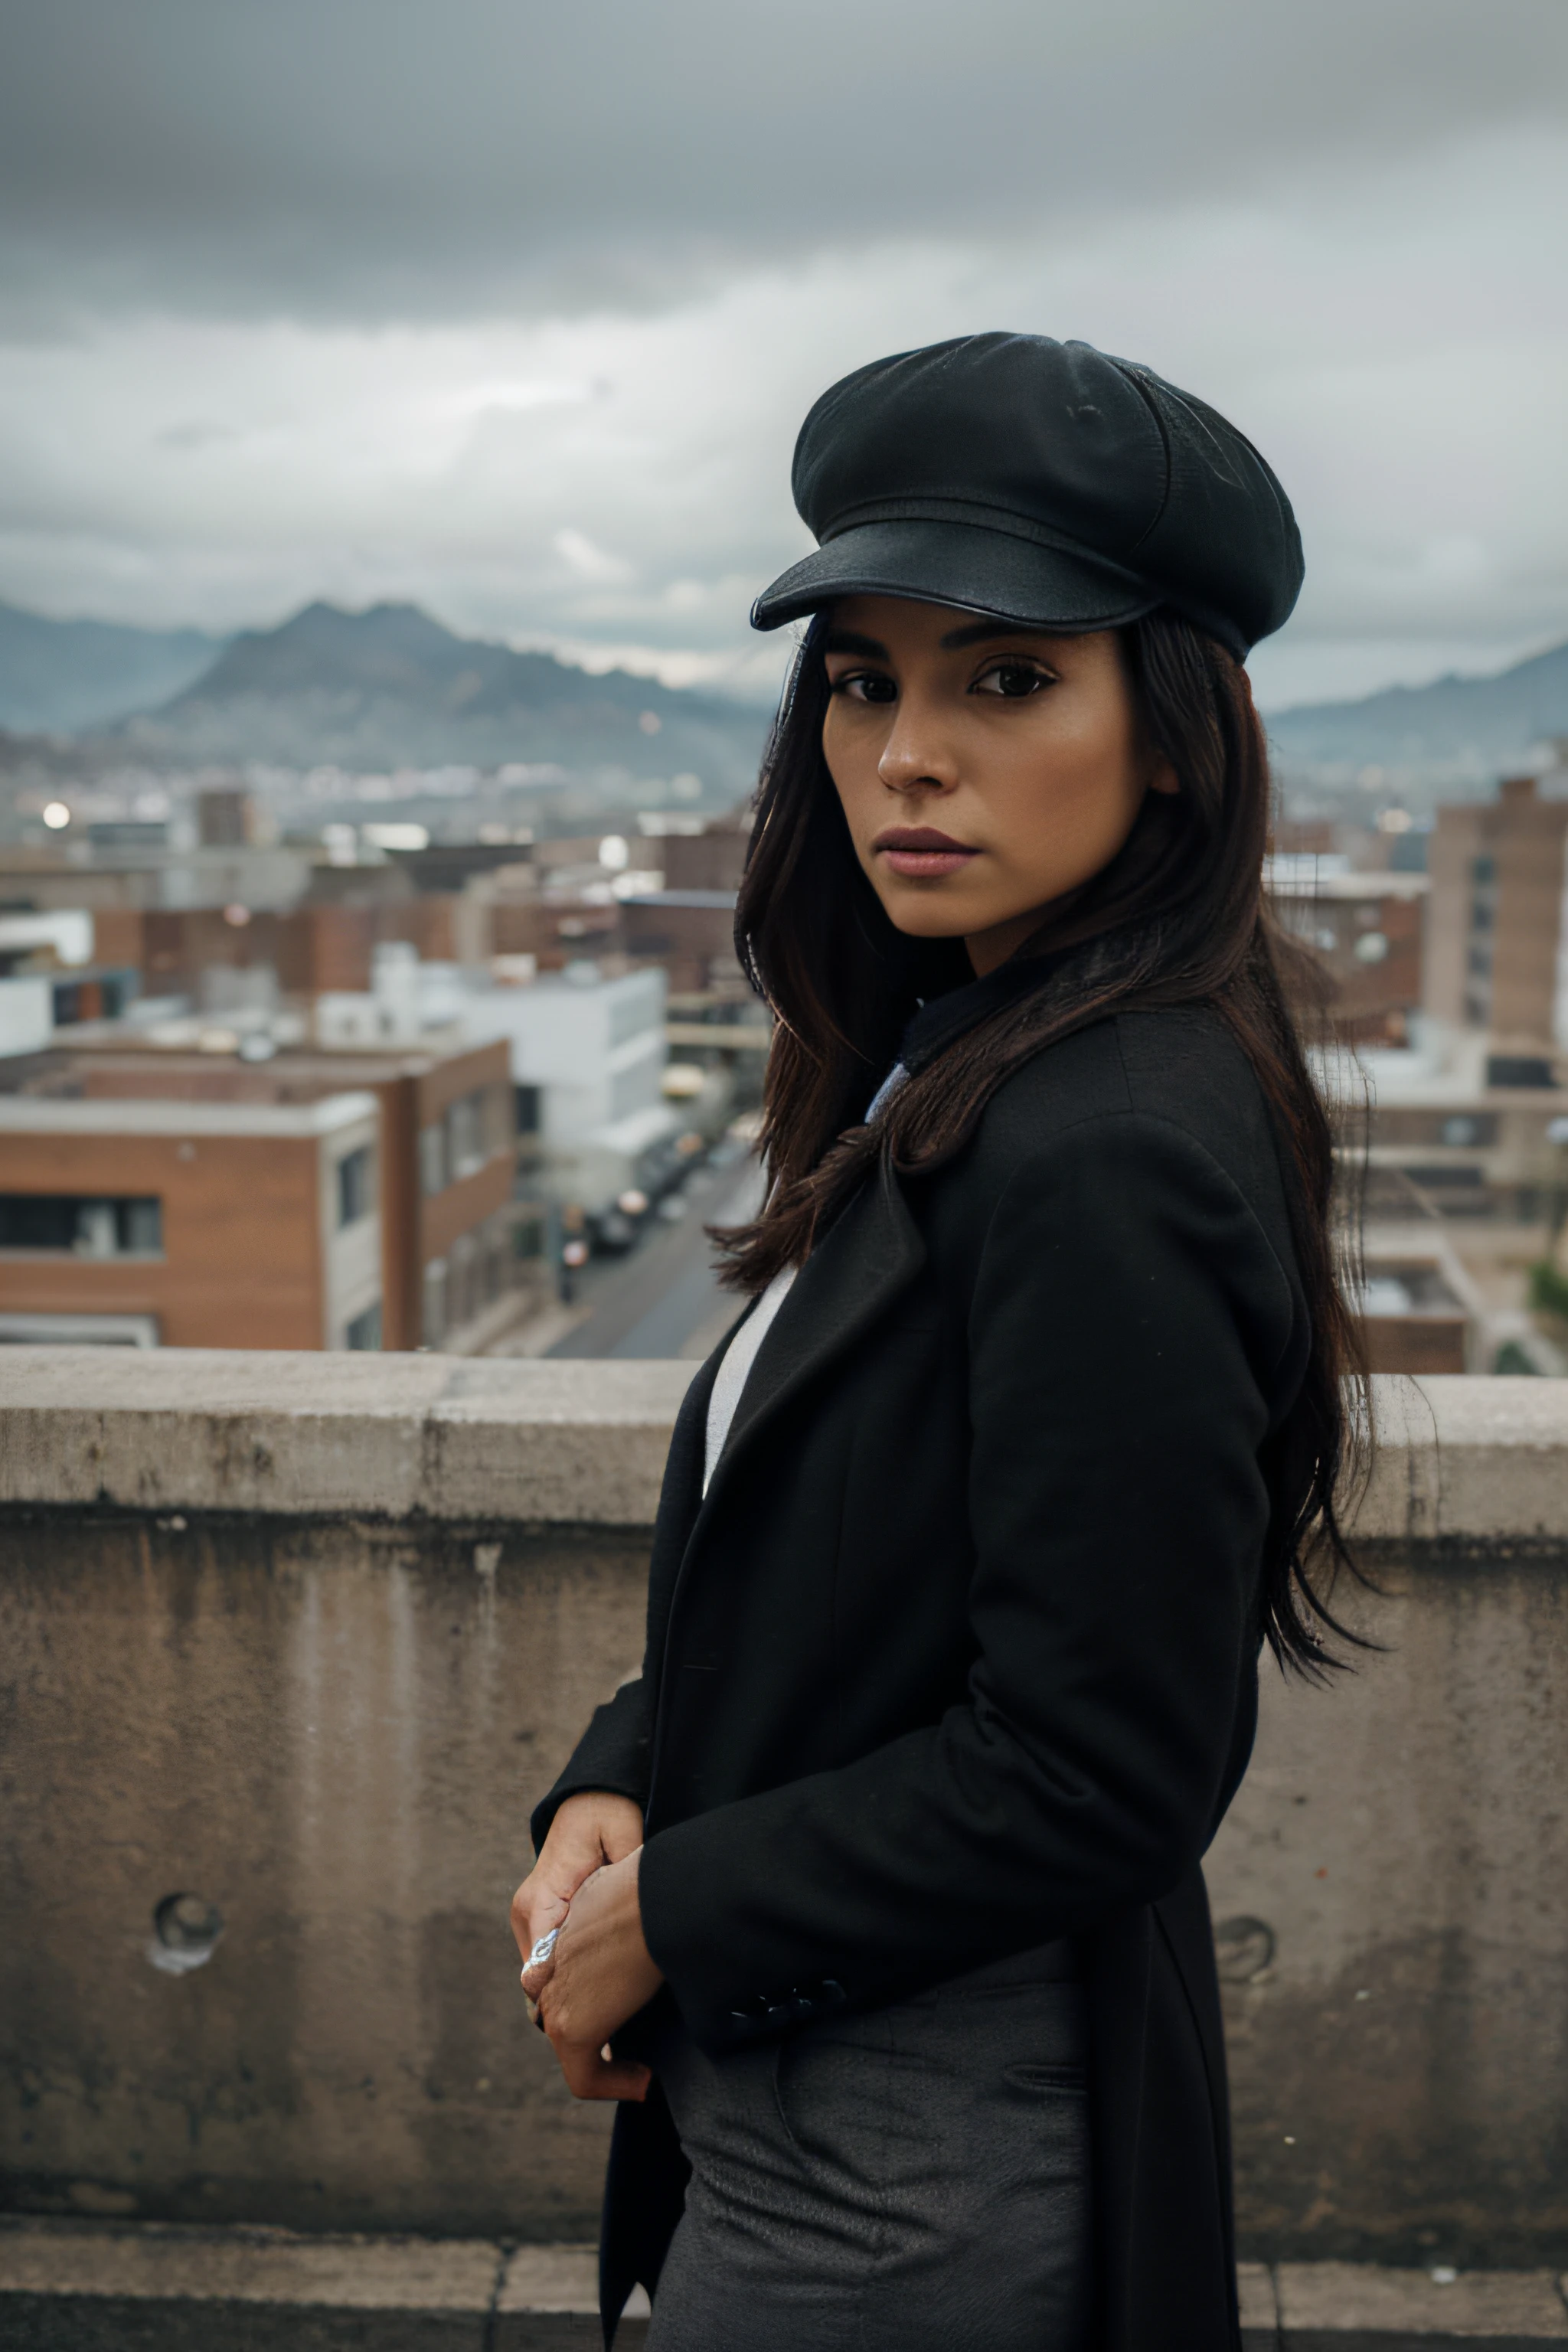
xmin=3 ymin=1354 xmax=1566 ymax=1540
xmin=0 ymin=1349 xmax=691 ymax=1526
xmin=1 ymin=1353 xmax=1565 ymax=2267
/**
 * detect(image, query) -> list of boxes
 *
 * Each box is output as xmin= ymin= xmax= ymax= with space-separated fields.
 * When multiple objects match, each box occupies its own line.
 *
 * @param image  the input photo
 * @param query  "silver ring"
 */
xmin=528 ymin=1928 xmax=560 ymax=1969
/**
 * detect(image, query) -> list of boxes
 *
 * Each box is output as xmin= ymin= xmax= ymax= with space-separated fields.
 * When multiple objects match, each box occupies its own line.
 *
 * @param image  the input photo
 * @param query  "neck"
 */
xmin=964 ymin=900 xmax=1062 ymax=976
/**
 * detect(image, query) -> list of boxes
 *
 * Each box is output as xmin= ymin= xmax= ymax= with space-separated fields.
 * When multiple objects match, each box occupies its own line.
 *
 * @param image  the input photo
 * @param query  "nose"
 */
xmin=877 ymin=692 xmax=959 ymax=797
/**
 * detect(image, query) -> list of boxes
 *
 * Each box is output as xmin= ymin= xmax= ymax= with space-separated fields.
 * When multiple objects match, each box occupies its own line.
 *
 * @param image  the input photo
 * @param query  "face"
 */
xmin=821 ymin=595 xmax=1177 ymax=975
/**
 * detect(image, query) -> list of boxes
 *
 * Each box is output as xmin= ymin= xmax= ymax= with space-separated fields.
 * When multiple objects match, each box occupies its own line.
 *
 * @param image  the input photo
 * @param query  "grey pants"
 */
xmin=645 ymin=1944 xmax=1093 ymax=2352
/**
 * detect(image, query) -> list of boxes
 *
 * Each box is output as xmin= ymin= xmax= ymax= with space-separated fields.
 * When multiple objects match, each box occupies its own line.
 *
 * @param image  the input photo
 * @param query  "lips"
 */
xmin=873 ymin=826 xmax=980 ymax=880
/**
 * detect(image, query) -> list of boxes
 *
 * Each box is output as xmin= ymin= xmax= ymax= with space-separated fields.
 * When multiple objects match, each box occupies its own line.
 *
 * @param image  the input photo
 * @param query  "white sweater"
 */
xmin=702 ymin=1266 xmax=798 ymax=1494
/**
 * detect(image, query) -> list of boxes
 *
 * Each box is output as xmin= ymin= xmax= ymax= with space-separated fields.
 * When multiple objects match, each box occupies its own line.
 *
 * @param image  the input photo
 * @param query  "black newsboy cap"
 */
xmin=752 ymin=333 xmax=1303 ymax=659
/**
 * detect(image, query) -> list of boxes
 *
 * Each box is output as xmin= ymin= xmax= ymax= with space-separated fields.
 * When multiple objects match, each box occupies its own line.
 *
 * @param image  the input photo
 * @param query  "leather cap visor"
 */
xmin=750 ymin=515 xmax=1158 ymax=639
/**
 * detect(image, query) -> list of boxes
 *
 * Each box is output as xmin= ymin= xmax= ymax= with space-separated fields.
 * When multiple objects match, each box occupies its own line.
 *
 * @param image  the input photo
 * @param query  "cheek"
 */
xmin=988 ymin=718 xmax=1143 ymax=871
xmin=822 ymin=716 xmax=880 ymax=825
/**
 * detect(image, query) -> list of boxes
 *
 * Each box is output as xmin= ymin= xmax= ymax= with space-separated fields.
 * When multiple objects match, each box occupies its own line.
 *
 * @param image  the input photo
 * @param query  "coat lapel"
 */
xmin=701 ymin=1152 xmax=926 ymax=1509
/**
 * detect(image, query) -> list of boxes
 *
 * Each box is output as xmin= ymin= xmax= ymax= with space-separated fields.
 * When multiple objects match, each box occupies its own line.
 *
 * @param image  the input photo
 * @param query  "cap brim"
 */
xmin=750 ymin=517 xmax=1158 ymax=634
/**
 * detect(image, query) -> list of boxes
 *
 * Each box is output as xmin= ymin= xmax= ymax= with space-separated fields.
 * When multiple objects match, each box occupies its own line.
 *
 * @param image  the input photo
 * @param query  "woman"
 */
xmin=511 ymin=333 xmax=1361 ymax=2352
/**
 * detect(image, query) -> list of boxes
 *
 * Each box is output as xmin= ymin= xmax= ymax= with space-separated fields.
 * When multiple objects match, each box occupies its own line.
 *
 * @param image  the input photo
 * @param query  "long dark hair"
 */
xmin=717 ymin=606 xmax=1367 ymax=1673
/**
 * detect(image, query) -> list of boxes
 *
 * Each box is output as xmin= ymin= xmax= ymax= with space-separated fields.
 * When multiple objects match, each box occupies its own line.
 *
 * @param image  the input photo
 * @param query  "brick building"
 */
xmin=8 ymin=1036 xmax=525 ymax=1351
xmin=619 ymin=890 xmax=740 ymax=994
xmin=0 ymin=1092 xmax=381 ymax=1349
xmin=1424 ymin=775 xmax=1568 ymax=1047
xmin=91 ymin=898 xmax=485 ymax=1004
xmin=1268 ymin=867 xmax=1427 ymax=1045
xmin=658 ymin=818 xmax=750 ymax=895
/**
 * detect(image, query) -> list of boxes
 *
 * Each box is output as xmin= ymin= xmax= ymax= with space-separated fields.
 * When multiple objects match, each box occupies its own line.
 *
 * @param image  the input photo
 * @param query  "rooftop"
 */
xmin=0 ymin=1089 xmax=377 ymax=1136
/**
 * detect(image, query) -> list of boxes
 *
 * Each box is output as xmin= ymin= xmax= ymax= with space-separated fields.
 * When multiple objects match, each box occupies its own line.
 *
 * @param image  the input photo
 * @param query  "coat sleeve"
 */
xmin=635 ymin=1111 xmax=1303 ymax=2049
xmin=528 ymin=1674 xmax=653 ymax=1855
xmin=528 ymin=1344 xmax=724 ymax=1854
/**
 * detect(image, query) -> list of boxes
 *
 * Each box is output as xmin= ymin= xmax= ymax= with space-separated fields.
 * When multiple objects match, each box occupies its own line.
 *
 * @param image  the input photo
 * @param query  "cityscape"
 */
xmin=3 ymin=0 xmax=1567 ymax=2341
xmin=2 ymin=594 xmax=1568 ymax=1377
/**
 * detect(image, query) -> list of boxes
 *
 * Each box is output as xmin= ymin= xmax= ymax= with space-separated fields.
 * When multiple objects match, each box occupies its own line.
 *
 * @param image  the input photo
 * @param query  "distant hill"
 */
xmin=110 ymin=599 xmax=770 ymax=792
xmin=0 ymin=599 xmax=227 ymax=733
xmin=1266 ymin=637 xmax=1568 ymax=789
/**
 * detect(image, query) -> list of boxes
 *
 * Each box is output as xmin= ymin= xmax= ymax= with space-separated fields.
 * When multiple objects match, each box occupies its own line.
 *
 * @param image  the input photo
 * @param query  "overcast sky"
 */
xmin=1 ymin=0 xmax=1565 ymax=710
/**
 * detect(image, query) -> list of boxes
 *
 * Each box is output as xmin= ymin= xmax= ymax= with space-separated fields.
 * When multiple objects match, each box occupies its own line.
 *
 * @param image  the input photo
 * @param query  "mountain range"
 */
xmin=0 ymin=598 xmax=226 ymax=733
xmin=113 ymin=600 xmax=771 ymax=791
xmin=1265 ymin=637 xmax=1568 ymax=784
xmin=2 ymin=593 xmax=1566 ymax=796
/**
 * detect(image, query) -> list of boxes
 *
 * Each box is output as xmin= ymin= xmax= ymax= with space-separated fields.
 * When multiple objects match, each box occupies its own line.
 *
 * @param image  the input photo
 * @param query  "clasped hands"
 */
xmin=509 ymin=1792 xmax=663 ymax=2101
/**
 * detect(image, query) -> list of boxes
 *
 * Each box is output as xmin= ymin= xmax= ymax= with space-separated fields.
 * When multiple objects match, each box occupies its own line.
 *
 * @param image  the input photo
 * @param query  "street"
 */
xmin=546 ymin=1148 xmax=766 ymax=1361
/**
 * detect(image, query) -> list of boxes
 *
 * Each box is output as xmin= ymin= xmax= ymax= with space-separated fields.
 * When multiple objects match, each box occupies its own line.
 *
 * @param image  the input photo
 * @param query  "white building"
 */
xmin=0 ymin=978 xmax=54 ymax=1061
xmin=460 ymin=964 xmax=684 ymax=1214
xmin=278 ymin=943 xmax=686 ymax=1217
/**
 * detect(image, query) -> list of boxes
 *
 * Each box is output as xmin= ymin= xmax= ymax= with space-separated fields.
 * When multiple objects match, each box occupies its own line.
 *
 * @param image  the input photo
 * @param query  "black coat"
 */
xmin=534 ymin=1004 xmax=1310 ymax=2352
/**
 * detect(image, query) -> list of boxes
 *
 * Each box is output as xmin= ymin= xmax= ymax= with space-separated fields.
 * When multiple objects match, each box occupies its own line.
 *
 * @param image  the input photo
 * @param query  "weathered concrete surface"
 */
xmin=1207 ymin=1537 xmax=1568 ymax=2269
xmin=3 ymin=1351 xmax=1567 ymax=1539
xmin=0 ymin=2215 xmax=502 ymax=2306
xmin=1276 ymin=2259 xmax=1568 ymax=2344
xmin=1357 ymin=1377 xmax=1568 ymax=1543
xmin=0 ymin=1348 xmax=691 ymax=1525
xmin=0 ymin=2219 xmax=651 ymax=2349
xmin=0 ymin=1512 xmax=648 ymax=2239
xmin=1239 ymin=2259 xmax=1279 ymax=2350
xmin=2 ymin=1354 xmax=1567 ymax=2268
xmin=2 ymin=2226 xmax=1562 ymax=2351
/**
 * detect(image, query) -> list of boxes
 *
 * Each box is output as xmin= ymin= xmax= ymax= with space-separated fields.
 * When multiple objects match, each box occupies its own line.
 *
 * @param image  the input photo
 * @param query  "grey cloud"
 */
xmin=2 ymin=0 xmax=1566 ymax=322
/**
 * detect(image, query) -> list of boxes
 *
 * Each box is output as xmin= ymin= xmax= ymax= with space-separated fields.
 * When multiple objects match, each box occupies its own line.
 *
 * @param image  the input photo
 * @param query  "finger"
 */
xmin=519 ymin=1915 xmax=567 ymax=1988
xmin=510 ymin=1883 xmax=570 ymax=1964
xmin=555 ymin=2042 xmax=652 ymax=2102
xmin=514 ymin=1844 xmax=612 ymax=1949
xmin=519 ymin=1958 xmax=557 ymax=2007
xmin=512 ymin=1866 xmax=577 ymax=1924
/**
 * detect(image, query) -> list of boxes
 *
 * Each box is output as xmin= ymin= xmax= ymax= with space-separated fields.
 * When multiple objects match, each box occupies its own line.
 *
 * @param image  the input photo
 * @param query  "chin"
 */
xmin=881 ymin=902 xmax=976 ymax=941
xmin=877 ymin=883 xmax=1003 ymax=940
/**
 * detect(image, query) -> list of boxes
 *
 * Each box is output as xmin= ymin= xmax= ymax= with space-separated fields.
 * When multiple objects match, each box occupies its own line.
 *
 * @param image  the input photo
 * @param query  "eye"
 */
xmin=972 ymin=660 xmax=1052 ymax=698
xmin=828 ymin=668 xmax=897 ymax=705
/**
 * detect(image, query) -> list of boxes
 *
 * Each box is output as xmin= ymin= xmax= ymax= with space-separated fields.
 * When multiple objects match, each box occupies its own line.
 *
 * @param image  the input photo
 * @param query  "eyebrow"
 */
xmin=939 ymin=619 xmax=1052 ymax=648
xmin=821 ymin=620 xmax=1052 ymax=660
xmin=821 ymin=629 xmax=888 ymax=658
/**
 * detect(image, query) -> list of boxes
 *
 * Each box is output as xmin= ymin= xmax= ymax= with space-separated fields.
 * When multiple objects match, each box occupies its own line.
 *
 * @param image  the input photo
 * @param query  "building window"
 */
xmin=0 ymin=1194 xmax=162 ymax=1257
xmin=448 ymin=1230 xmax=477 ymax=1329
xmin=422 ymin=1258 xmax=446 ymax=1348
xmin=419 ymin=1122 xmax=446 ymax=1197
xmin=345 ymin=1301 xmax=382 ymax=1350
xmin=1469 ymin=855 xmax=1496 ymax=884
xmin=1487 ymin=1054 xmax=1556 ymax=1090
xmin=486 ymin=1082 xmax=514 ymax=1155
xmin=514 ymin=1083 xmax=541 ymax=1136
xmin=337 ymin=1147 xmax=373 ymax=1227
xmin=1439 ymin=1114 xmax=1496 ymax=1148
xmin=448 ymin=1091 xmax=485 ymax=1181
xmin=421 ymin=1089 xmax=511 ymax=1199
